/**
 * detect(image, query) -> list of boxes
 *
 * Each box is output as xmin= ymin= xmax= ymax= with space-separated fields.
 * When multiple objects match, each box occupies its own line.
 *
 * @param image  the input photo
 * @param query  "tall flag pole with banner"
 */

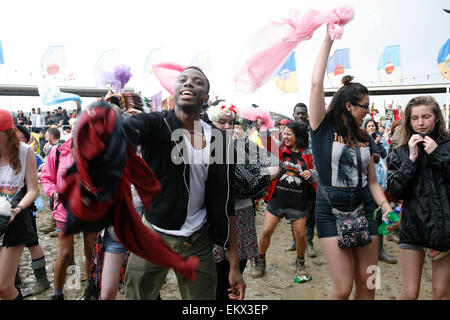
xmin=437 ymin=38 xmax=450 ymax=80
xmin=273 ymin=51 xmax=299 ymax=93
xmin=378 ymin=45 xmax=402 ymax=85
xmin=326 ymin=48 xmax=351 ymax=88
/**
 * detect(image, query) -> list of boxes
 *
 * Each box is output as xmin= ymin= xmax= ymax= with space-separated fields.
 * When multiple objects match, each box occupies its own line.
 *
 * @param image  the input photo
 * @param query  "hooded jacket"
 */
xmin=387 ymin=135 xmax=450 ymax=251
xmin=123 ymin=109 xmax=235 ymax=247
xmin=41 ymin=138 xmax=73 ymax=223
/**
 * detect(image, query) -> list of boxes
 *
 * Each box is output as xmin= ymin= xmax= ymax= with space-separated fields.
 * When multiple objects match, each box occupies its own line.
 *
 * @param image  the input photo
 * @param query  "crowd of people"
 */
xmin=0 ymin=34 xmax=448 ymax=301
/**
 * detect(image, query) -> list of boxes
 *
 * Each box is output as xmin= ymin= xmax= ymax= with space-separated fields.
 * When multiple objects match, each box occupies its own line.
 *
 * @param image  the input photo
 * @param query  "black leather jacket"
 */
xmin=387 ymin=136 xmax=450 ymax=251
xmin=123 ymin=110 xmax=235 ymax=247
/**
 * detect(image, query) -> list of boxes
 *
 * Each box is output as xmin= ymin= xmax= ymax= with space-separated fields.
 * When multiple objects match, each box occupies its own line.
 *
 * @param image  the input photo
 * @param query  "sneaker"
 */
xmin=79 ymin=285 xmax=99 ymax=300
xmin=251 ymin=256 xmax=266 ymax=278
xmin=378 ymin=250 xmax=398 ymax=264
xmin=51 ymin=293 xmax=65 ymax=300
xmin=296 ymin=257 xmax=306 ymax=273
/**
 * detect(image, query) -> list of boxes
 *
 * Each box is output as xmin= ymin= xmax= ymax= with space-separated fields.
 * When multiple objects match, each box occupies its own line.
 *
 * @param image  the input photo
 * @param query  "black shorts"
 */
xmin=25 ymin=215 xmax=39 ymax=247
xmin=1 ymin=209 xmax=37 ymax=247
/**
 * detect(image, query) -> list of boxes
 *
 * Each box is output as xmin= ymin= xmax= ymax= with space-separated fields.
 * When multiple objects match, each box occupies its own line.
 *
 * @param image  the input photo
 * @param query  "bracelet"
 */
xmin=379 ymin=200 xmax=389 ymax=208
xmin=16 ymin=205 xmax=23 ymax=212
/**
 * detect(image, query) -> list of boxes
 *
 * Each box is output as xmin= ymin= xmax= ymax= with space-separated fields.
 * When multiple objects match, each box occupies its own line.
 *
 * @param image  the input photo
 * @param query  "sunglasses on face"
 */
xmin=353 ymin=103 xmax=370 ymax=110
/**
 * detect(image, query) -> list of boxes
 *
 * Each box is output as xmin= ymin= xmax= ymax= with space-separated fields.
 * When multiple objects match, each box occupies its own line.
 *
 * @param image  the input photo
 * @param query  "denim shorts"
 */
xmin=104 ymin=230 xmax=127 ymax=254
xmin=266 ymin=201 xmax=307 ymax=221
xmin=315 ymin=185 xmax=378 ymax=238
xmin=399 ymin=243 xmax=423 ymax=251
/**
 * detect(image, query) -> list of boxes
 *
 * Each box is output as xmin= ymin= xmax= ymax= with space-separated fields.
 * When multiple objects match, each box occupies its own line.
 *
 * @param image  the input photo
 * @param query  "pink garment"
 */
xmin=242 ymin=106 xmax=274 ymax=131
xmin=41 ymin=138 xmax=73 ymax=223
xmin=152 ymin=62 xmax=186 ymax=96
xmin=234 ymin=5 xmax=354 ymax=93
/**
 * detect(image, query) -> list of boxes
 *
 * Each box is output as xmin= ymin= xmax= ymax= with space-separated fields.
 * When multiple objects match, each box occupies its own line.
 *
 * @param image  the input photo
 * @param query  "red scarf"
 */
xmin=60 ymin=103 xmax=198 ymax=281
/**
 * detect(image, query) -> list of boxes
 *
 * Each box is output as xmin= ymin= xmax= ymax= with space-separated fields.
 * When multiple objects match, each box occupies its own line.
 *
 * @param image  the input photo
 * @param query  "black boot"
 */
xmin=306 ymin=226 xmax=317 ymax=258
xmin=285 ymin=223 xmax=296 ymax=251
xmin=79 ymin=282 xmax=99 ymax=300
xmin=14 ymin=265 xmax=22 ymax=288
xmin=14 ymin=287 xmax=23 ymax=300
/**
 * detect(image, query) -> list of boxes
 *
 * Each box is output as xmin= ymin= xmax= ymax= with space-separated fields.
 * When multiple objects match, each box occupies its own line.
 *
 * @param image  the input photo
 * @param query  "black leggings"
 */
xmin=215 ymin=259 xmax=248 ymax=300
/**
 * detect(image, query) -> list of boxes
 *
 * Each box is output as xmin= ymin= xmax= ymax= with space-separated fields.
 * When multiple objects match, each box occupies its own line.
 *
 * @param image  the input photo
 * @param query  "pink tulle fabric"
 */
xmin=242 ymin=107 xmax=274 ymax=131
xmin=234 ymin=5 xmax=354 ymax=93
xmin=152 ymin=62 xmax=187 ymax=96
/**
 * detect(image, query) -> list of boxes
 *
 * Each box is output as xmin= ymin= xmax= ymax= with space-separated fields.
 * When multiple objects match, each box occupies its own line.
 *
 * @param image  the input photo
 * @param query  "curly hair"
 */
xmin=285 ymin=122 xmax=309 ymax=150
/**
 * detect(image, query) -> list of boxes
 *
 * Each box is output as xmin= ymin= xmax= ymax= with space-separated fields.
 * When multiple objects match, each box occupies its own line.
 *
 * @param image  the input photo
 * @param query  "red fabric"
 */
xmin=60 ymin=106 xmax=199 ymax=281
xmin=384 ymin=189 xmax=398 ymax=203
xmin=0 ymin=109 xmax=14 ymax=132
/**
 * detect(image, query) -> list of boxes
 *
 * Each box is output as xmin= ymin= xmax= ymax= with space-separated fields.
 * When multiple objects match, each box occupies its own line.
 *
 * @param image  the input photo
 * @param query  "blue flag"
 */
xmin=0 ymin=41 xmax=4 ymax=65
xmin=327 ymin=48 xmax=351 ymax=87
xmin=377 ymin=45 xmax=402 ymax=85
xmin=437 ymin=38 xmax=450 ymax=80
xmin=273 ymin=51 xmax=299 ymax=93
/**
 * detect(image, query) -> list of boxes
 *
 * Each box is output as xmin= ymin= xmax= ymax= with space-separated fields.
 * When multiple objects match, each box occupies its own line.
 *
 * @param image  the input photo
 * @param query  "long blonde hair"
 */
xmin=401 ymin=96 xmax=448 ymax=146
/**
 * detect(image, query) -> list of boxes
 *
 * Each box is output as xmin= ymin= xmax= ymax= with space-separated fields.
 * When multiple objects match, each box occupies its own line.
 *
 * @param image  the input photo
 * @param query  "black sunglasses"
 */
xmin=353 ymin=103 xmax=370 ymax=110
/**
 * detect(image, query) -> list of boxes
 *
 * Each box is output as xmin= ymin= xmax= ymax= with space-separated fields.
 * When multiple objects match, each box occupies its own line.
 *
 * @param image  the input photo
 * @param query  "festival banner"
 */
xmin=437 ymin=38 xmax=450 ymax=80
xmin=0 ymin=41 xmax=4 ymax=65
xmin=273 ymin=51 xmax=299 ymax=93
xmin=378 ymin=45 xmax=402 ymax=85
xmin=41 ymin=45 xmax=66 ymax=77
xmin=327 ymin=48 xmax=351 ymax=87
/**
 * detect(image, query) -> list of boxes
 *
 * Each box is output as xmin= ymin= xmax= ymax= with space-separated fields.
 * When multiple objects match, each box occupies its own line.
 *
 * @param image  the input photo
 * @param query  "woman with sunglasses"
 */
xmin=309 ymin=32 xmax=392 ymax=300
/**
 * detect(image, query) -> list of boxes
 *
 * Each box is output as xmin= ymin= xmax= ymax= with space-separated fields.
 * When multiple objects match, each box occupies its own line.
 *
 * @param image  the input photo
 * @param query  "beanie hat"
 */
xmin=0 ymin=110 xmax=14 ymax=132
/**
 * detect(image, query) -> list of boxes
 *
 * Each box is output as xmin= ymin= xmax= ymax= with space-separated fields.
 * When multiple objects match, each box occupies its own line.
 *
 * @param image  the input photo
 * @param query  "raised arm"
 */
xmin=309 ymin=33 xmax=334 ymax=131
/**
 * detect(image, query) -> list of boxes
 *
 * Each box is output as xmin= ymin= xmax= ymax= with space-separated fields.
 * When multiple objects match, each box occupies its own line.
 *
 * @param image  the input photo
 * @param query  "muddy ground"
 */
xmin=20 ymin=188 xmax=434 ymax=300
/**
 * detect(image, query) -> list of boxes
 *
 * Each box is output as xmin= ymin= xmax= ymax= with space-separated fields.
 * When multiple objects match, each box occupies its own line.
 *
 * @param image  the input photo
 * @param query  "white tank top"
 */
xmin=0 ymin=142 xmax=29 ymax=204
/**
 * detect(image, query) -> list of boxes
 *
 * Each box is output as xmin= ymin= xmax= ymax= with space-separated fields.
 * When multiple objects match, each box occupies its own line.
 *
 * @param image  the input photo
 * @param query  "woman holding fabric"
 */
xmin=309 ymin=32 xmax=392 ymax=300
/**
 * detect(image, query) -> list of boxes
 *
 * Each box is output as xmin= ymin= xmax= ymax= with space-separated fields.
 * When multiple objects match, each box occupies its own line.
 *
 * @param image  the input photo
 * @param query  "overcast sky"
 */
xmin=0 ymin=0 xmax=449 ymax=115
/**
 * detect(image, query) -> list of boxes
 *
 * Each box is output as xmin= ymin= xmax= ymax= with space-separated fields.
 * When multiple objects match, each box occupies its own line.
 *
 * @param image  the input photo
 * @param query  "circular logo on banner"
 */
xmin=46 ymin=64 xmax=60 ymax=75
xmin=385 ymin=62 xmax=395 ymax=74
xmin=333 ymin=65 xmax=344 ymax=76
